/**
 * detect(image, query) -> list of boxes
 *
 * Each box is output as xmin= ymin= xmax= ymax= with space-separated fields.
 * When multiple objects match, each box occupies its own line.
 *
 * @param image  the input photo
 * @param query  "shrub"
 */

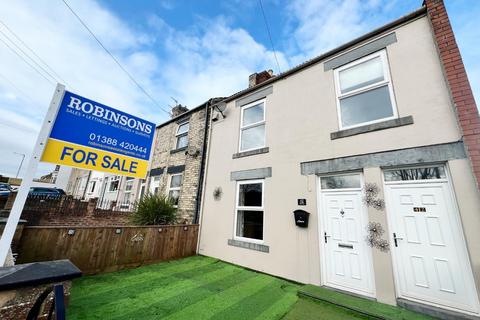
xmin=130 ymin=193 xmax=177 ymax=225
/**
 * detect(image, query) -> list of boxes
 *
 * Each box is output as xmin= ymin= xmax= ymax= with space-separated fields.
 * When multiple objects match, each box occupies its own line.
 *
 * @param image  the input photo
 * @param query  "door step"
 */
xmin=397 ymin=298 xmax=480 ymax=320
xmin=298 ymin=285 xmax=433 ymax=320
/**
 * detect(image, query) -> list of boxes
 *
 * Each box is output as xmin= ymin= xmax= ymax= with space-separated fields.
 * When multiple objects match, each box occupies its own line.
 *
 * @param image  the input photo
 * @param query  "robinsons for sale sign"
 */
xmin=41 ymin=90 xmax=155 ymax=178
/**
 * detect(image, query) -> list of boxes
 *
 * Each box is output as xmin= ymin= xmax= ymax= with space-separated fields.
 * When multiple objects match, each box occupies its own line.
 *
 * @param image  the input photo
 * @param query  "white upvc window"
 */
xmin=87 ymin=181 xmax=96 ymax=194
xmin=108 ymin=176 xmax=120 ymax=192
xmin=125 ymin=180 xmax=133 ymax=192
xmin=167 ymin=173 xmax=182 ymax=207
xmin=239 ymin=99 xmax=266 ymax=152
xmin=175 ymin=122 xmax=189 ymax=149
xmin=149 ymin=176 xmax=160 ymax=195
xmin=234 ymin=179 xmax=264 ymax=243
xmin=334 ymin=50 xmax=397 ymax=129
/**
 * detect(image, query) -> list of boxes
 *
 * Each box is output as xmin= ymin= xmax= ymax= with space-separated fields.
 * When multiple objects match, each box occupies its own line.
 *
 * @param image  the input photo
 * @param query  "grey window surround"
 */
xmin=167 ymin=165 xmax=186 ymax=174
xmin=331 ymin=116 xmax=413 ymax=140
xmin=235 ymin=86 xmax=273 ymax=107
xmin=170 ymin=146 xmax=188 ymax=154
xmin=230 ymin=167 xmax=272 ymax=181
xmin=324 ymin=33 xmax=397 ymax=71
xmin=176 ymin=116 xmax=191 ymax=124
xmin=233 ymin=147 xmax=269 ymax=159
xmin=149 ymin=167 xmax=164 ymax=177
xmin=301 ymin=141 xmax=466 ymax=175
xmin=228 ymin=239 xmax=269 ymax=253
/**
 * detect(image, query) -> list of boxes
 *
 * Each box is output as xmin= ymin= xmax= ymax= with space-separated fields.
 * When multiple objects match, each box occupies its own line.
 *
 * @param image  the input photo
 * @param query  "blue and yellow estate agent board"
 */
xmin=41 ymin=91 xmax=155 ymax=178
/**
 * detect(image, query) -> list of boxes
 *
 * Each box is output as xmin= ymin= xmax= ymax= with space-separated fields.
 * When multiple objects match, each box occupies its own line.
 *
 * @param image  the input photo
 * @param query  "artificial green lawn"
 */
xmin=68 ymin=256 xmax=300 ymax=320
xmin=68 ymin=256 xmax=431 ymax=319
xmin=283 ymin=297 xmax=371 ymax=320
xmin=298 ymin=285 xmax=434 ymax=320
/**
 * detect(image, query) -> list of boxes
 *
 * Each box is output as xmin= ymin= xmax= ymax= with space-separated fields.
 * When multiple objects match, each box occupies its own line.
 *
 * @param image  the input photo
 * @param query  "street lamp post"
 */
xmin=13 ymin=152 xmax=25 ymax=178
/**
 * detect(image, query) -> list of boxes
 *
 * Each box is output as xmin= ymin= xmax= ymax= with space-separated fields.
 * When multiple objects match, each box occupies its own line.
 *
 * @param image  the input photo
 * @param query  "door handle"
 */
xmin=393 ymin=233 xmax=403 ymax=247
xmin=324 ymin=232 xmax=331 ymax=243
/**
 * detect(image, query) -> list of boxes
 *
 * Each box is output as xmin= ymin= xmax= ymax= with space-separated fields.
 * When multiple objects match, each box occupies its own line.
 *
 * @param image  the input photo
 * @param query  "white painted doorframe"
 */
xmin=316 ymin=173 xmax=376 ymax=298
xmin=383 ymin=166 xmax=480 ymax=316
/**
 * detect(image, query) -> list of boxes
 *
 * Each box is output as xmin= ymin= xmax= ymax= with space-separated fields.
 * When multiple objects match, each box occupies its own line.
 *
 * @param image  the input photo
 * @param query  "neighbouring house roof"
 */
xmin=156 ymin=97 xmax=226 ymax=129
xmin=223 ymin=6 xmax=427 ymax=104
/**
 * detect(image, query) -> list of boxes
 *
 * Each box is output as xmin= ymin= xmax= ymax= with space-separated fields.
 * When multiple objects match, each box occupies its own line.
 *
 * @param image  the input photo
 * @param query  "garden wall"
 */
xmin=16 ymin=225 xmax=199 ymax=274
xmin=2 ymin=192 xmax=132 ymax=226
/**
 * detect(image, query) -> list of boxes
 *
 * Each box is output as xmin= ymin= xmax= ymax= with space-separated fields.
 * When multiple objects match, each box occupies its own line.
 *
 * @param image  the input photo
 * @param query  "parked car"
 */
xmin=0 ymin=183 xmax=12 ymax=198
xmin=28 ymin=187 xmax=66 ymax=199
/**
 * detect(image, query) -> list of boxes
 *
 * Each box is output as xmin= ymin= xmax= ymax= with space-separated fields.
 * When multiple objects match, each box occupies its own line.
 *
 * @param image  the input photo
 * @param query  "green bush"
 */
xmin=130 ymin=193 xmax=177 ymax=225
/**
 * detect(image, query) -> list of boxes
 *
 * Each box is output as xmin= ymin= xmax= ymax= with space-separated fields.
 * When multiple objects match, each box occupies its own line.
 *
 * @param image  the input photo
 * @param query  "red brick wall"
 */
xmin=425 ymin=0 xmax=480 ymax=189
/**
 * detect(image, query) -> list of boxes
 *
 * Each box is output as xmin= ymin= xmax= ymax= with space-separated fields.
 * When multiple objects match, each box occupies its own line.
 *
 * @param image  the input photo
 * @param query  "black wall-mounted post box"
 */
xmin=294 ymin=210 xmax=310 ymax=228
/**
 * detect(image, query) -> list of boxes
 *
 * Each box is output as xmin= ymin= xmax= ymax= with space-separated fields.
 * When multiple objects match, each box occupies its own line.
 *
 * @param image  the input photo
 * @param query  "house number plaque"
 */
xmin=413 ymin=207 xmax=426 ymax=212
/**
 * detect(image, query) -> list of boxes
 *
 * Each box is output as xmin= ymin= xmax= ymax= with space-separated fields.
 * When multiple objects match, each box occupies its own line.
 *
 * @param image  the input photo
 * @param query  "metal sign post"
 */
xmin=0 ymin=84 xmax=65 ymax=265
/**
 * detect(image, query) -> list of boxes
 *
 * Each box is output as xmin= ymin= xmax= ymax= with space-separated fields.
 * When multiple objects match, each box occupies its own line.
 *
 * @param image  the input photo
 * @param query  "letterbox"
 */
xmin=294 ymin=210 xmax=310 ymax=228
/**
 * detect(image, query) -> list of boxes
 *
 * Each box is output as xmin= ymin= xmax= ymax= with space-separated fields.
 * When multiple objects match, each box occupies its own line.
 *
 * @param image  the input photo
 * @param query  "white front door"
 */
xmin=385 ymin=166 xmax=480 ymax=315
xmin=319 ymin=174 xmax=375 ymax=297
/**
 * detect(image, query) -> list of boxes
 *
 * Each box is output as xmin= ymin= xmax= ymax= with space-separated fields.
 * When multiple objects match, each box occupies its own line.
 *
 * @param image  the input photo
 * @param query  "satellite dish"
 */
xmin=216 ymin=102 xmax=227 ymax=113
xmin=185 ymin=146 xmax=200 ymax=157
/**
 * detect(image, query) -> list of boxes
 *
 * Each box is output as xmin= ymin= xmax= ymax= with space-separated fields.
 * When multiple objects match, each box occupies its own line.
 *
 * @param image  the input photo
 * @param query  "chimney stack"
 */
xmin=171 ymin=104 xmax=189 ymax=118
xmin=248 ymin=69 xmax=274 ymax=88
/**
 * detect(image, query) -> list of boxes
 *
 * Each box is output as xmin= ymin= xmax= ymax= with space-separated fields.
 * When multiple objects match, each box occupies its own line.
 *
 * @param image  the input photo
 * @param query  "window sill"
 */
xmin=228 ymin=239 xmax=269 ymax=253
xmin=330 ymin=116 xmax=413 ymax=140
xmin=170 ymin=146 xmax=188 ymax=154
xmin=232 ymin=147 xmax=269 ymax=159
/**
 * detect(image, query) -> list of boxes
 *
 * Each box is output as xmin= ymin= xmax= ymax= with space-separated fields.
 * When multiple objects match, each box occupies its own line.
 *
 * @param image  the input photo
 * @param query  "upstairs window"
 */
xmin=235 ymin=180 xmax=264 ymax=242
xmin=334 ymin=50 xmax=397 ymax=129
xmin=168 ymin=174 xmax=182 ymax=207
xmin=176 ymin=122 xmax=189 ymax=149
xmin=239 ymin=99 xmax=266 ymax=152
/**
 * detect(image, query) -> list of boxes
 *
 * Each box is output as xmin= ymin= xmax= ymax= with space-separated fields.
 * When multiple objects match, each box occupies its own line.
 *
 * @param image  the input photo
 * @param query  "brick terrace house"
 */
xmin=198 ymin=1 xmax=480 ymax=318
xmin=145 ymin=98 xmax=223 ymax=223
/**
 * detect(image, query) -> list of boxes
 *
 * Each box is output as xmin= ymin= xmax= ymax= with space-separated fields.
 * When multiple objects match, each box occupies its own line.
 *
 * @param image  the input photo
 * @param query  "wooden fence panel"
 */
xmin=16 ymin=225 xmax=199 ymax=274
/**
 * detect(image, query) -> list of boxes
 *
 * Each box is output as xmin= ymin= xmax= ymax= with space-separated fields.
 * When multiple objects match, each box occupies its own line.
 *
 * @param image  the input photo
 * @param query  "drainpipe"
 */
xmin=195 ymin=99 xmax=220 ymax=253
xmin=193 ymin=100 xmax=212 ymax=224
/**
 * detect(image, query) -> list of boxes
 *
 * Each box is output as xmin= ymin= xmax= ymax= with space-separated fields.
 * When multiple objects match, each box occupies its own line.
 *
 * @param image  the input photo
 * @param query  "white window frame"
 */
xmin=238 ymin=99 xmax=266 ymax=153
xmin=333 ymin=50 xmax=398 ymax=130
xmin=167 ymin=173 xmax=183 ymax=207
xmin=383 ymin=164 xmax=449 ymax=185
xmin=87 ymin=181 xmax=96 ymax=194
xmin=175 ymin=121 xmax=189 ymax=149
xmin=108 ymin=176 xmax=120 ymax=192
xmin=233 ymin=179 xmax=265 ymax=244
xmin=125 ymin=180 xmax=133 ymax=192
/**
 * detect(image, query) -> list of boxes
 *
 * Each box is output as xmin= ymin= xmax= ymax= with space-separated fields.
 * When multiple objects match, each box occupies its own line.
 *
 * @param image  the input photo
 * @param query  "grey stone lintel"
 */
xmin=235 ymin=86 xmax=273 ymax=107
xmin=301 ymin=141 xmax=466 ymax=175
xmin=167 ymin=165 xmax=185 ymax=174
xmin=228 ymin=239 xmax=269 ymax=253
xmin=233 ymin=147 xmax=269 ymax=159
xmin=324 ymin=33 xmax=397 ymax=71
xmin=331 ymin=116 xmax=414 ymax=140
xmin=149 ymin=167 xmax=164 ymax=177
xmin=230 ymin=167 xmax=272 ymax=181
xmin=176 ymin=115 xmax=191 ymax=124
